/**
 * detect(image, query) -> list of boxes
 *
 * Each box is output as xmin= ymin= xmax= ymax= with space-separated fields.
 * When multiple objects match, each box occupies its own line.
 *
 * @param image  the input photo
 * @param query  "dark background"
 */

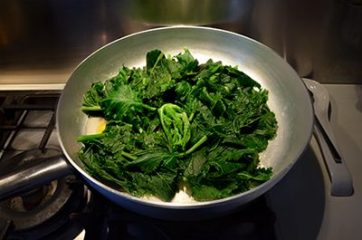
xmin=0 ymin=0 xmax=361 ymax=84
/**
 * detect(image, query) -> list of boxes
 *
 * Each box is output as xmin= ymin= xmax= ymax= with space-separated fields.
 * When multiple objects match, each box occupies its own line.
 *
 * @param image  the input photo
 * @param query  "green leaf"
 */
xmin=146 ymin=49 xmax=165 ymax=71
xmin=158 ymin=103 xmax=191 ymax=151
xmin=81 ymin=81 xmax=104 ymax=112
xmin=131 ymin=172 xmax=178 ymax=202
xmin=125 ymin=152 xmax=176 ymax=173
xmin=100 ymin=84 xmax=156 ymax=123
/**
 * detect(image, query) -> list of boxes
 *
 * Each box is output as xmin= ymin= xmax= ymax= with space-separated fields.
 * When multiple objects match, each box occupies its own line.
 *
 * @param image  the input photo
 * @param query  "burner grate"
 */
xmin=0 ymin=92 xmax=61 ymax=159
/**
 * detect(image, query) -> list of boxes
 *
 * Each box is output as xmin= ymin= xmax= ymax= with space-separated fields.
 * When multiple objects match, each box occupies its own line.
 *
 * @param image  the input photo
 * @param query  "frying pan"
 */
xmin=0 ymin=26 xmax=313 ymax=220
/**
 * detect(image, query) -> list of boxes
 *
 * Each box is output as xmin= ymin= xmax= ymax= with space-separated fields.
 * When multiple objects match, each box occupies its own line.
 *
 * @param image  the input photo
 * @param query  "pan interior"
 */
xmin=57 ymin=27 xmax=313 ymax=204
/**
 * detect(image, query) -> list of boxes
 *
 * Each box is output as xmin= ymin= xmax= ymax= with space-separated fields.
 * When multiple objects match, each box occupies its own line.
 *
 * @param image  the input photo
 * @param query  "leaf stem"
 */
xmin=141 ymin=103 xmax=157 ymax=111
xmin=189 ymin=112 xmax=195 ymax=122
xmin=81 ymin=105 xmax=102 ymax=112
xmin=150 ymin=52 xmax=164 ymax=74
xmin=179 ymin=135 xmax=208 ymax=157
xmin=77 ymin=133 xmax=104 ymax=142
xmin=121 ymin=151 xmax=137 ymax=160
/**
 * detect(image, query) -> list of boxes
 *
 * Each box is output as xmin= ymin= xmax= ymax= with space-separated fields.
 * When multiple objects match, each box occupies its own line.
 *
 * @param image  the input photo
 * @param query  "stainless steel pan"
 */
xmin=0 ymin=26 xmax=314 ymax=219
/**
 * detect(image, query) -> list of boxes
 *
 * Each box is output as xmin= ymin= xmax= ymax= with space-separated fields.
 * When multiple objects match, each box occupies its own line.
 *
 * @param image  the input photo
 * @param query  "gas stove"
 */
xmin=0 ymin=84 xmax=361 ymax=240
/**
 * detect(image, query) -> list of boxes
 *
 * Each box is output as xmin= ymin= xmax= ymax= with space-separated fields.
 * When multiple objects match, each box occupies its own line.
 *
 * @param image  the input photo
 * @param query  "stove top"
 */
xmin=0 ymin=85 xmax=361 ymax=240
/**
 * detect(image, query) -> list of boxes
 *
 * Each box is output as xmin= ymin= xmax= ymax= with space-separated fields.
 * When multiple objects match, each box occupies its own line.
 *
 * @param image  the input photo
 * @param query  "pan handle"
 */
xmin=303 ymin=78 xmax=354 ymax=197
xmin=313 ymin=120 xmax=354 ymax=197
xmin=0 ymin=155 xmax=72 ymax=201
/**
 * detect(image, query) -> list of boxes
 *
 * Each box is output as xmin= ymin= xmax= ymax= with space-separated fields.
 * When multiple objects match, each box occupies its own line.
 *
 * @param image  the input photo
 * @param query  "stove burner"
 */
xmin=0 ymin=179 xmax=72 ymax=230
xmin=0 ymin=178 xmax=87 ymax=240
xmin=0 ymin=149 xmax=88 ymax=239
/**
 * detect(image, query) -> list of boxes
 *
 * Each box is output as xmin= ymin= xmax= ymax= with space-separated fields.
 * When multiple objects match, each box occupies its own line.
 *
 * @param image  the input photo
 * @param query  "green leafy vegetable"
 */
xmin=158 ymin=103 xmax=191 ymax=151
xmin=78 ymin=49 xmax=277 ymax=202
